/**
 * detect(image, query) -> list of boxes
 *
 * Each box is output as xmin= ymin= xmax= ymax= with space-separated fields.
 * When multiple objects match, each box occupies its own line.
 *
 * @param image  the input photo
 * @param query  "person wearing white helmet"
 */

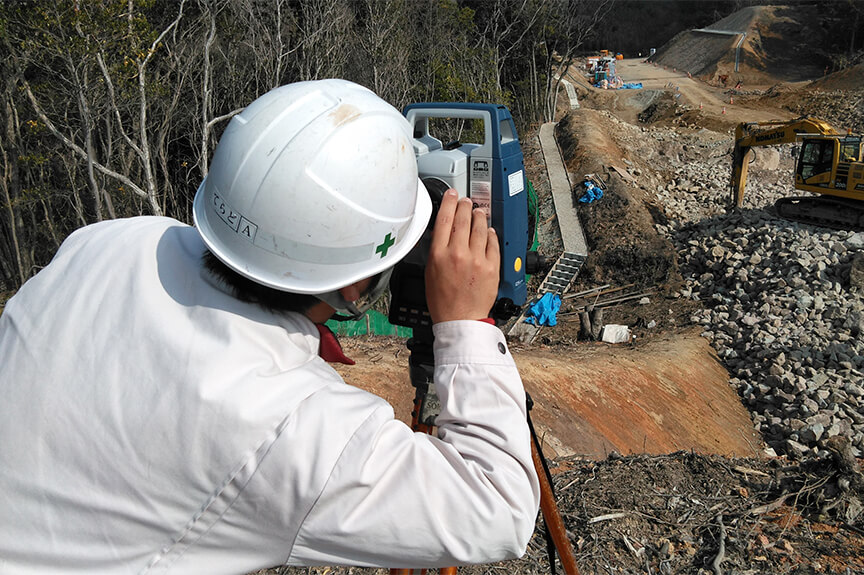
xmin=0 ymin=80 xmax=539 ymax=573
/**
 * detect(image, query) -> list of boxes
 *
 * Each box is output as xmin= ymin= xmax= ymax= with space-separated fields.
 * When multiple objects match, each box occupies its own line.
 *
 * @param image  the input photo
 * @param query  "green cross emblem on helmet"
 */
xmin=375 ymin=233 xmax=395 ymax=258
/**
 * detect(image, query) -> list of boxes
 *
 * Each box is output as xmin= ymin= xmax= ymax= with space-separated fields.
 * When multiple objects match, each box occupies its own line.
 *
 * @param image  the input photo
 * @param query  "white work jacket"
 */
xmin=0 ymin=217 xmax=540 ymax=574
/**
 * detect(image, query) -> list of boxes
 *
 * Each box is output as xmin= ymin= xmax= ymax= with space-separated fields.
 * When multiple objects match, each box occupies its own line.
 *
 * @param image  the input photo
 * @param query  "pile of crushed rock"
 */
xmin=651 ymin=139 xmax=864 ymax=460
xmin=564 ymin=109 xmax=864 ymax=459
xmin=777 ymin=88 xmax=864 ymax=134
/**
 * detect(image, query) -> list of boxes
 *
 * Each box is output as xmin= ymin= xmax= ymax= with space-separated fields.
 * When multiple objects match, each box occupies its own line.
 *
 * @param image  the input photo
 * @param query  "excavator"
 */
xmin=730 ymin=116 xmax=864 ymax=229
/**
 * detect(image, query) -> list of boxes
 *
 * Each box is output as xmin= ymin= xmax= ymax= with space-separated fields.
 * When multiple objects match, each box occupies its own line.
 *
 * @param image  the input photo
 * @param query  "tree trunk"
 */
xmin=200 ymin=8 xmax=217 ymax=179
xmin=1 ymin=90 xmax=28 ymax=287
xmin=578 ymin=310 xmax=593 ymax=341
xmin=77 ymin=69 xmax=103 ymax=222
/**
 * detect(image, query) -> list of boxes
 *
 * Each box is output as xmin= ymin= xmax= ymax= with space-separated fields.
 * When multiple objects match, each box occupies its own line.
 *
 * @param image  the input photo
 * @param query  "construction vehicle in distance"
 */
xmin=730 ymin=116 xmax=864 ymax=229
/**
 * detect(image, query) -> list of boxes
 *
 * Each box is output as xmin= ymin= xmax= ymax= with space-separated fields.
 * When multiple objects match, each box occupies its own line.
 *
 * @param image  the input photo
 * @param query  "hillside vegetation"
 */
xmin=0 ymin=0 xmax=613 ymax=293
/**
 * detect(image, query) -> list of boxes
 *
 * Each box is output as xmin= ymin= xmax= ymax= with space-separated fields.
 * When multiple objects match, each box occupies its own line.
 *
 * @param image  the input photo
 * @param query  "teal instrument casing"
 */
xmin=403 ymin=103 xmax=529 ymax=308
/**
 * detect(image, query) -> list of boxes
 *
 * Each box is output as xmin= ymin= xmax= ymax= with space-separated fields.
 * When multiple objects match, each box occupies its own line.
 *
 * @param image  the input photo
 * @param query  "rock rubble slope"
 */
xmin=663 ymin=157 xmax=864 ymax=460
xmin=571 ymin=86 xmax=864 ymax=461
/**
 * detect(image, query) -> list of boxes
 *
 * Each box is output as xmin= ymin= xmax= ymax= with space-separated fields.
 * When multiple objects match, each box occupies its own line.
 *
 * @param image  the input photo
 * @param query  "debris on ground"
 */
xmin=524 ymin=292 xmax=563 ymax=327
xmin=599 ymin=324 xmax=631 ymax=344
xmin=264 ymin=450 xmax=864 ymax=575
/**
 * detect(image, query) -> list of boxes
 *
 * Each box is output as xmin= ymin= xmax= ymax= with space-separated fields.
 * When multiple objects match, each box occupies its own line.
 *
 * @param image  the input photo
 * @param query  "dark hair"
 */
xmin=202 ymin=250 xmax=319 ymax=314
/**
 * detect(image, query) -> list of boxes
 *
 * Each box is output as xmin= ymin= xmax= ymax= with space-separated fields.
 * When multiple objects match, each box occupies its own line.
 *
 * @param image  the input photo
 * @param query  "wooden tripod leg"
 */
xmin=532 ymin=441 xmax=580 ymax=575
xmin=389 ymin=569 xmax=455 ymax=575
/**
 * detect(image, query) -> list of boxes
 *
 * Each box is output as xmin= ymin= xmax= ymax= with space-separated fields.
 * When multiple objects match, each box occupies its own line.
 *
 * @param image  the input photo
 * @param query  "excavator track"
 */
xmin=774 ymin=196 xmax=864 ymax=232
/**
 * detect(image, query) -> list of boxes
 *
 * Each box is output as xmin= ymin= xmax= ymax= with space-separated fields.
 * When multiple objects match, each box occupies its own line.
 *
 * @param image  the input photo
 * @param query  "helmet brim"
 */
xmin=193 ymin=177 xmax=433 ymax=295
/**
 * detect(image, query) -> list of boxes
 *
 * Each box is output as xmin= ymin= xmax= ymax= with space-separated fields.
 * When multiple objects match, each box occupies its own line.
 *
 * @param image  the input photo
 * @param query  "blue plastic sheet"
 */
xmin=578 ymin=181 xmax=604 ymax=204
xmin=619 ymin=82 xmax=643 ymax=89
xmin=524 ymin=292 xmax=562 ymax=327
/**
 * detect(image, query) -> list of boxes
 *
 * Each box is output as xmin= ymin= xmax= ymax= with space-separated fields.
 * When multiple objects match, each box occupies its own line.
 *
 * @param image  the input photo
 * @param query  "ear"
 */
xmin=338 ymin=281 xmax=363 ymax=303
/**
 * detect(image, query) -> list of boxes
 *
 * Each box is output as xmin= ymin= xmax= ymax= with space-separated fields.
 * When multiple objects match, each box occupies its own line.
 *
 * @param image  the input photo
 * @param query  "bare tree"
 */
xmin=296 ymin=0 xmax=353 ymax=81
xmin=0 ymin=71 xmax=28 ymax=288
xmin=95 ymin=1 xmax=188 ymax=216
xmin=8 ymin=1 xmax=188 ymax=218
xmin=234 ymin=0 xmax=301 ymax=91
xmin=539 ymin=0 xmax=612 ymax=122
xmin=350 ymin=0 xmax=412 ymax=105
xmin=1 ymin=0 xmax=601 ymax=290
xmin=407 ymin=0 xmax=503 ymax=106
xmin=476 ymin=0 xmax=544 ymax=96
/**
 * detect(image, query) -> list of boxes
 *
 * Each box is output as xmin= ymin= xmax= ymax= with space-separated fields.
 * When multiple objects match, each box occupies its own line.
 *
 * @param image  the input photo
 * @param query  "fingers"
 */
xmin=430 ymin=189 xmax=458 ymax=249
xmin=425 ymin=189 xmax=501 ymax=323
xmin=432 ymin=189 xmax=483 ymax=249
xmin=450 ymin=197 xmax=474 ymax=246
xmin=485 ymin=227 xmax=500 ymax=263
xmin=469 ymin=207 xmax=489 ymax=254
xmin=434 ymin=189 xmax=496 ymax=258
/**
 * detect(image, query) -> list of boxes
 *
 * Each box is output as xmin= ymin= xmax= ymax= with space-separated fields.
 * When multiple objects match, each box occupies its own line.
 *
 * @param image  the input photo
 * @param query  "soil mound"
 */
xmin=811 ymin=62 xmax=864 ymax=91
xmin=327 ymin=331 xmax=759 ymax=460
xmin=554 ymin=109 xmax=681 ymax=292
xmin=652 ymin=4 xmax=835 ymax=87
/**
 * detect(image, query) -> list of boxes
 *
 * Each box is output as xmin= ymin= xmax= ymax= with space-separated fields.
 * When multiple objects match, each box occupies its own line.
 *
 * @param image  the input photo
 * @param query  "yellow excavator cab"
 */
xmin=729 ymin=118 xmax=864 ymax=229
xmin=840 ymin=140 xmax=861 ymax=163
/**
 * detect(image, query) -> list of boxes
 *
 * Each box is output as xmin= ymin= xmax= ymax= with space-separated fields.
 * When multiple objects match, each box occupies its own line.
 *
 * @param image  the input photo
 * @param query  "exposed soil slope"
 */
xmin=651 ymin=5 xmax=837 ymax=87
xmin=331 ymin=333 xmax=760 ymax=460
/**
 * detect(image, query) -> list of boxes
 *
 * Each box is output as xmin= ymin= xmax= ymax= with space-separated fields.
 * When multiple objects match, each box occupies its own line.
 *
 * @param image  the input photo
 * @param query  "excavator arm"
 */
xmin=729 ymin=116 xmax=839 ymax=207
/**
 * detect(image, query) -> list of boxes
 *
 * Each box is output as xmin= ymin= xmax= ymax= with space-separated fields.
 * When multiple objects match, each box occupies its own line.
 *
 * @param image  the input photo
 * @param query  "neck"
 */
xmin=304 ymin=301 xmax=336 ymax=324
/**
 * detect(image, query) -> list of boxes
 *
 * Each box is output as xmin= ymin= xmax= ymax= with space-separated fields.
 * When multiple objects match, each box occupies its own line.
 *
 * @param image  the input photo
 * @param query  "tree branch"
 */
xmin=20 ymin=80 xmax=150 ymax=201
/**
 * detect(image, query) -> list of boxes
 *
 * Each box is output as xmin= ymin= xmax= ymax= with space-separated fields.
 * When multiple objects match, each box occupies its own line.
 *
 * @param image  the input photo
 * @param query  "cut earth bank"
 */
xmin=333 ymin=332 xmax=760 ymax=459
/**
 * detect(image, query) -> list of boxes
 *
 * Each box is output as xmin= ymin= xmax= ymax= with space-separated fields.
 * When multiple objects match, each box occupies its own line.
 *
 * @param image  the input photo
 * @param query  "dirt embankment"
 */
xmin=651 ymin=5 xmax=838 ymax=87
xmin=553 ymin=109 xmax=682 ymax=293
xmin=336 ymin=331 xmax=760 ymax=460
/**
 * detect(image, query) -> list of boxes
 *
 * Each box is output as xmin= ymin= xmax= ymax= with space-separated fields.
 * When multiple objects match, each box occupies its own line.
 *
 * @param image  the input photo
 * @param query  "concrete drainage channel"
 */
xmin=509 ymin=122 xmax=588 ymax=344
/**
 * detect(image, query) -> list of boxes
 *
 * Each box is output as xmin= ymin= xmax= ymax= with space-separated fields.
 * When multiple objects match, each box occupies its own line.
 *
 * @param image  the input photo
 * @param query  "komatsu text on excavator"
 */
xmin=730 ymin=116 xmax=864 ymax=230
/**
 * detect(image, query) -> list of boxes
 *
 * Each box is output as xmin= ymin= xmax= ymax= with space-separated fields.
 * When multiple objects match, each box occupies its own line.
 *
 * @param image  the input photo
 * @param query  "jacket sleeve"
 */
xmin=289 ymin=321 xmax=540 ymax=568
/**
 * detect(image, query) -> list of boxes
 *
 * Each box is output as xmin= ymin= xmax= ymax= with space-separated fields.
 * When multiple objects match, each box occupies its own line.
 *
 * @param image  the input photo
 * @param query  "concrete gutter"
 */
xmin=733 ymin=32 xmax=747 ymax=72
xmin=693 ymin=28 xmax=747 ymax=72
xmin=555 ymin=74 xmax=579 ymax=110
xmin=508 ymin=123 xmax=588 ymax=343
xmin=539 ymin=123 xmax=587 ymax=256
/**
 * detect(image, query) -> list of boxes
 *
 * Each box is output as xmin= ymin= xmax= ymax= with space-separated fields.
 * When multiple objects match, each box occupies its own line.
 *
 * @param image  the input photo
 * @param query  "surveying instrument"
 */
xmin=388 ymin=103 xmax=579 ymax=575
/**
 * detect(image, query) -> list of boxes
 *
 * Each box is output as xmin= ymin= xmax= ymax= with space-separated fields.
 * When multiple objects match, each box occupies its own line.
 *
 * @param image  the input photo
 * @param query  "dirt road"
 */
xmin=603 ymin=58 xmax=795 ymax=125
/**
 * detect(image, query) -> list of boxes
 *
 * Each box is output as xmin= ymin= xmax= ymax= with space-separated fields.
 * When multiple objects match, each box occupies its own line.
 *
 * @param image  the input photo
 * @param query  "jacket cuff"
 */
xmin=432 ymin=320 xmax=514 ymax=366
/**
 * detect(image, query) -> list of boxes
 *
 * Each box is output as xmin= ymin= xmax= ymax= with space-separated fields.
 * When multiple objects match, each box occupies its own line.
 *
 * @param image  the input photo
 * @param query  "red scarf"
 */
xmin=315 ymin=324 xmax=355 ymax=365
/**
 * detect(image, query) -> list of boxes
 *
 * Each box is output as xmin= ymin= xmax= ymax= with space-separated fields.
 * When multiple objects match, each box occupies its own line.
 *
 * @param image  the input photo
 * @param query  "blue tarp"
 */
xmin=619 ymin=82 xmax=643 ymax=89
xmin=524 ymin=292 xmax=562 ymax=327
xmin=578 ymin=181 xmax=604 ymax=204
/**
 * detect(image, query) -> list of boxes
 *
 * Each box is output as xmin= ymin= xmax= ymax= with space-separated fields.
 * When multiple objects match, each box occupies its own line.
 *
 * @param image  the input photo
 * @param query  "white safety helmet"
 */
xmin=193 ymin=79 xmax=432 ymax=314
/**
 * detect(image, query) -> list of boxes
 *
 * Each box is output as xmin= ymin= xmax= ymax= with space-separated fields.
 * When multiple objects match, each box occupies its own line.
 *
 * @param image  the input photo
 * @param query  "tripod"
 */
xmin=389 ymin=326 xmax=579 ymax=575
